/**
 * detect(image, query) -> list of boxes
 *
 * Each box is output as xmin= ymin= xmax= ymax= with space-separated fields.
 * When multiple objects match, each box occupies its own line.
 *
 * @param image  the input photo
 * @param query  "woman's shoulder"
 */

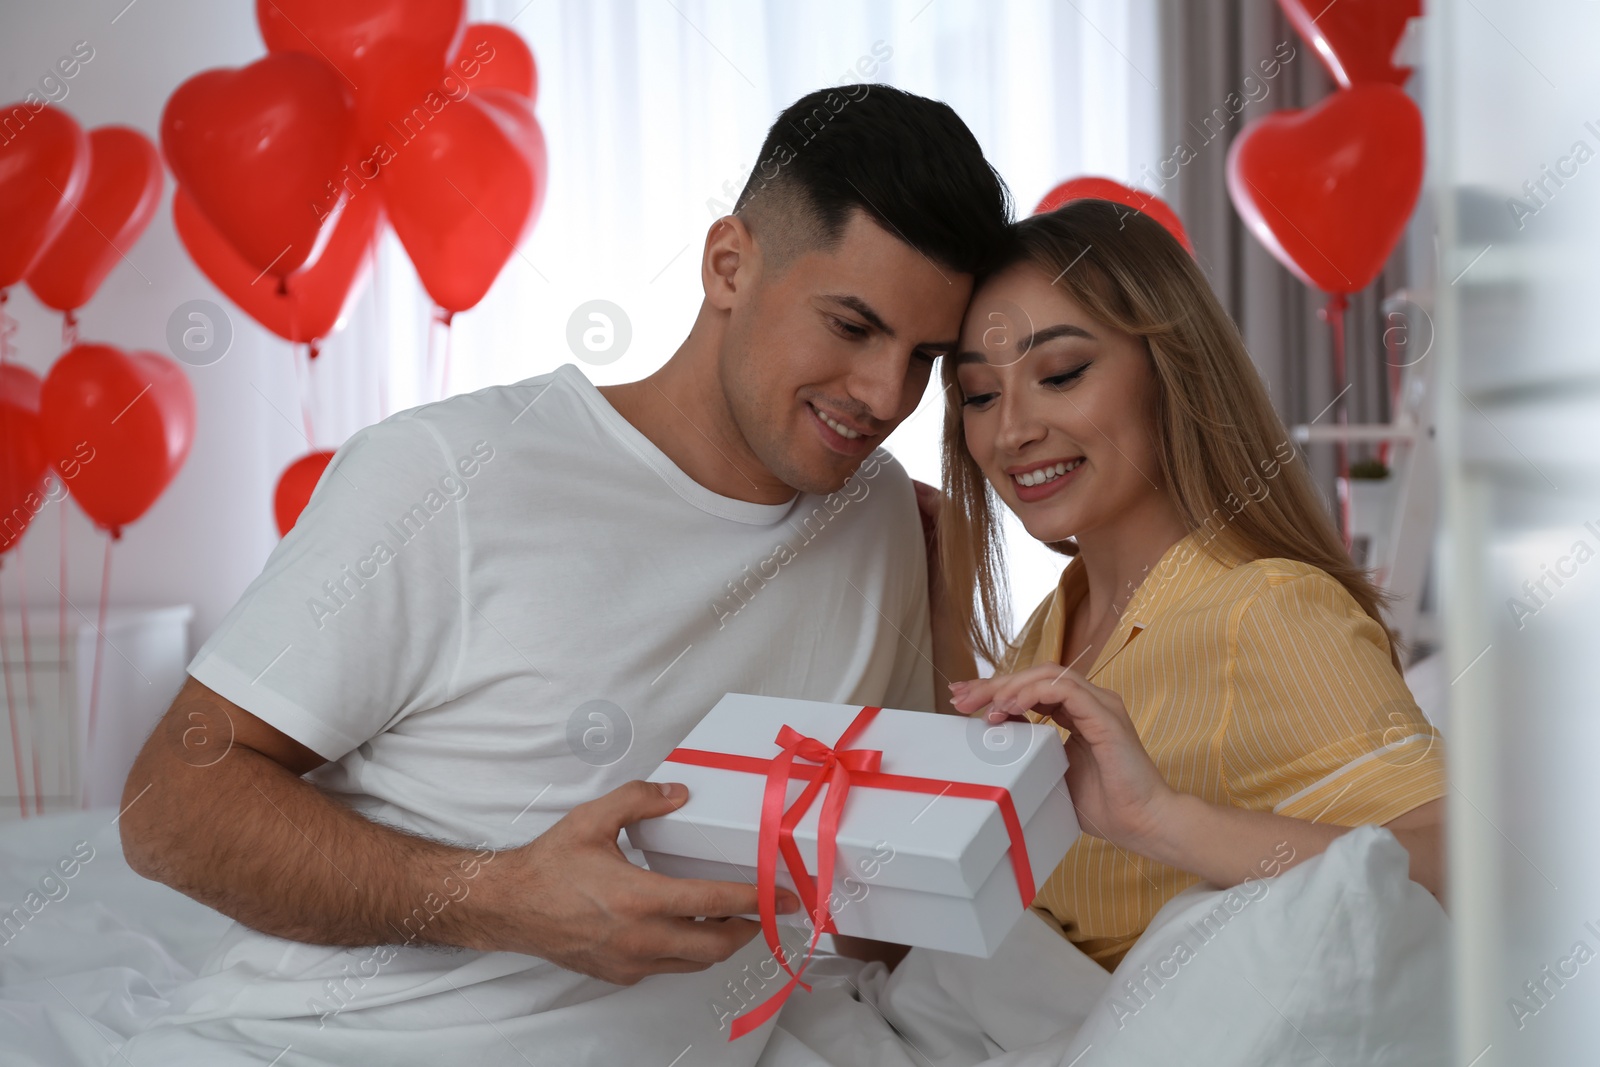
xmin=1230 ymin=557 xmax=1365 ymax=609
xmin=1169 ymin=550 xmax=1355 ymax=607
xmin=1218 ymin=557 xmax=1389 ymax=652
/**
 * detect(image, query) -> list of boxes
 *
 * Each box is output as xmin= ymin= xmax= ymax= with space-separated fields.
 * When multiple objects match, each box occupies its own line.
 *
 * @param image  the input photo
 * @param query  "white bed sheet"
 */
xmin=0 ymin=808 xmax=231 ymax=1065
xmin=0 ymin=810 xmax=1452 ymax=1067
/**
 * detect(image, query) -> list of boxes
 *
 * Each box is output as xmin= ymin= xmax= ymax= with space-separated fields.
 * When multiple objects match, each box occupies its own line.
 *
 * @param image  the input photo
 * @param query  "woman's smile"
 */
xmin=1006 ymin=456 xmax=1085 ymax=502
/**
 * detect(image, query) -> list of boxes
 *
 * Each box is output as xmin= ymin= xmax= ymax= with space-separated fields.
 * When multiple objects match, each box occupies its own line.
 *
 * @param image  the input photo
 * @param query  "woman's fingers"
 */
xmin=1002 ymin=671 xmax=1136 ymax=745
xmin=949 ymin=663 xmax=1070 ymax=718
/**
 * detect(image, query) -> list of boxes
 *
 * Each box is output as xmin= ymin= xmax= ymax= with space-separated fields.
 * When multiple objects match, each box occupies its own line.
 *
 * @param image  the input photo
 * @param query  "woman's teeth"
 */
xmin=1013 ymin=459 xmax=1082 ymax=487
xmin=815 ymin=406 xmax=862 ymax=440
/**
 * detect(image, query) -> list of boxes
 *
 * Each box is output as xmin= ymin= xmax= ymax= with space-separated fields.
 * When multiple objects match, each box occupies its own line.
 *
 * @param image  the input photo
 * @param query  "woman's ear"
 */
xmin=702 ymin=215 xmax=755 ymax=312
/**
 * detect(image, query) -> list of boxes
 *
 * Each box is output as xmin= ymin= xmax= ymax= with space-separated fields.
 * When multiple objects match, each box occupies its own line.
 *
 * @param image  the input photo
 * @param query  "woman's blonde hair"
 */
xmin=938 ymin=198 xmax=1397 ymax=669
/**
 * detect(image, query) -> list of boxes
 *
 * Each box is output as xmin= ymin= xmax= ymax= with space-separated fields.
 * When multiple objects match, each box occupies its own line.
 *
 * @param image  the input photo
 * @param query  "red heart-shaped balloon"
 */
xmin=161 ymin=53 xmax=354 ymax=280
xmin=0 ymin=364 xmax=48 ymax=555
xmin=1226 ymin=85 xmax=1424 ymax=294
xmin=273 ymin=449 xmax=337 ymax=536
xmin=381 ymin=88 xmax=547 ymax=313
xmin=1277 ymin=0 xmax=1419 ymax=89
xmin=452 ymin=24 xmax=537 ymax=102
xmin=1034 ymin=177 xmax=1193 ymax=254
xmin=26 ymin=126 xmax=164 ymax=313
xmin=41 ymin=343 xmax=196 ymax=535
xmin=258 ymin=0 xmax=467 ymax=149
xmin=0 ymin=104 xmax=90 ymax=291
xmin=175 ymin=186 xmax=383 ymax=344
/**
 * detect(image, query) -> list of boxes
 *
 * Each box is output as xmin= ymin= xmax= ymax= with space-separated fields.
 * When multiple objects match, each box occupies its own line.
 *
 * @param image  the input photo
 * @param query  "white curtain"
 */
xmin=354 ymin=0 xmax=1164 ymax=632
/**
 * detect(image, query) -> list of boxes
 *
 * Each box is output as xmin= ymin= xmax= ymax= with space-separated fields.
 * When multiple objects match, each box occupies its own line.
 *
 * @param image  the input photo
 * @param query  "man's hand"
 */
xmin=121 ymin=681 xmax=801 ymax=987
xmin=489 ymin=780 xmax=802 ymax=986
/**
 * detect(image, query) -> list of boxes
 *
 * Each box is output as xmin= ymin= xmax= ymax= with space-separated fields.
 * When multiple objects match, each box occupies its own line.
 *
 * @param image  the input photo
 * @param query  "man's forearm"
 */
xmin=123 ymin=739 xmax=504 ymax=951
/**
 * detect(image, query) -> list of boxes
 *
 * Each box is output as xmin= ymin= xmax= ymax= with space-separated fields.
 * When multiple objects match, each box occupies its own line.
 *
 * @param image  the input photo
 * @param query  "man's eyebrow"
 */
xmin=822 ymin=294 xmax=894 ymax=337
xmin=955 ymin=323 xmax=1096 ymax=366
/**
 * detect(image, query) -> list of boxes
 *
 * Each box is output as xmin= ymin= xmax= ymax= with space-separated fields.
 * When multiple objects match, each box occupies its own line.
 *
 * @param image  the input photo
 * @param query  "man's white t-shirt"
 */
xmin=127 ymin=363 xmax=933 ymax=1065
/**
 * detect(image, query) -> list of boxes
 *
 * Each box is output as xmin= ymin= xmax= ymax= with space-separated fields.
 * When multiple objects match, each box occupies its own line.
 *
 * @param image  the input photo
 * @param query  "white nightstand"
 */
xmin=0 ymin=605 xmax=193 ymax=816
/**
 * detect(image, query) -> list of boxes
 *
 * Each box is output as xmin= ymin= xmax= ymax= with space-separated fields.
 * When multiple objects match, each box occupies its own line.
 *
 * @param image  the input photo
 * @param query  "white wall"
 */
xmin=1 ymin=0 xmax=393 ymax=656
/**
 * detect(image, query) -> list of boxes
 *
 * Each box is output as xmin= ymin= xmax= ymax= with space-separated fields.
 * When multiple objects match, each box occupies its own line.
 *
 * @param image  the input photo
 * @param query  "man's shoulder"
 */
xmin=345 ymin=366 xmax=588 ymax=462
xmin=400 ymin=367 xmax=571 ymax=437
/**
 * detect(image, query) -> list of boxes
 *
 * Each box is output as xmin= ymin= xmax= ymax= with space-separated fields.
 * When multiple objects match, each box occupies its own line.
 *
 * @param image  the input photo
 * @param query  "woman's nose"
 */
xmin=993 ymin=392 xmax=1047 ymax=455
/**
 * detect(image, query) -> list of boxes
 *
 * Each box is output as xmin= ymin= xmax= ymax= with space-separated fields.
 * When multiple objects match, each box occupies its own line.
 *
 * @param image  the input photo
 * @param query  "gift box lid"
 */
xmin=628 ymin=694 xmax=1070 ymax=899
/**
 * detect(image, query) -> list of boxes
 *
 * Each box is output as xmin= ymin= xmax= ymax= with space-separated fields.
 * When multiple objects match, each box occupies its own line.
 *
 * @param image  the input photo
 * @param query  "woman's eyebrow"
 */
xmin=1019 ymin=323 xmax=1095 ymax=353
xmin=954 ymin=322 xmax=1095 ymax=366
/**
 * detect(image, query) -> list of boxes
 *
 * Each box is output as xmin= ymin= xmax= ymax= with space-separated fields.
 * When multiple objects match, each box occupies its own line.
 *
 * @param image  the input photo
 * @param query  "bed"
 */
xmin=0 ymin=803 xmax=1452 ymax=1066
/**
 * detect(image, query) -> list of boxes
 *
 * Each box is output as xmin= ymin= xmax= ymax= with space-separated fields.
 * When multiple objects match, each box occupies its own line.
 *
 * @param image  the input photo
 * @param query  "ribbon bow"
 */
xmin=664 ymin=705 xmax=1037 ymax=1041
xmin=747 ymin=711 xmax=884 ymax=1027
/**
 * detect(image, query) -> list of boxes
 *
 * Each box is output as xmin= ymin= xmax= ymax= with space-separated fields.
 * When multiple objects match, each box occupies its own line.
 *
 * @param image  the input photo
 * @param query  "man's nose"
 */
xmin=848 ymin=350 xmax=917 ymax=425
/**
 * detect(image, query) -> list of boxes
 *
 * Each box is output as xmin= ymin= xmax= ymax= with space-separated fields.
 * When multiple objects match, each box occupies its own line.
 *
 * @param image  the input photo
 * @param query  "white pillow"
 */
xmin=1059 ymin=825 xmax=1452 ymax=1066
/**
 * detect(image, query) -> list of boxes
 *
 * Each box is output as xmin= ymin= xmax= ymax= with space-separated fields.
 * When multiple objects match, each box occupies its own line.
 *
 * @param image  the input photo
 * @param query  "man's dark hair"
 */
xmin=732 ymin=84 xmax=1012 ymax=277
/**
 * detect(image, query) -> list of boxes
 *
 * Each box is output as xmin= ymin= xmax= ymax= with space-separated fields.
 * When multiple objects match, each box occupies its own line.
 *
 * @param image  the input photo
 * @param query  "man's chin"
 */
xmin=766 ymin=449 xmax=865 ymax=497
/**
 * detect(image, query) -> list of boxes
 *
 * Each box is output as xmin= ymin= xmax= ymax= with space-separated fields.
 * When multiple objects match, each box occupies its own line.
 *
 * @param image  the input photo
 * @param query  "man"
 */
xmin=118 ymin=84 xmax=1011 ymax=1065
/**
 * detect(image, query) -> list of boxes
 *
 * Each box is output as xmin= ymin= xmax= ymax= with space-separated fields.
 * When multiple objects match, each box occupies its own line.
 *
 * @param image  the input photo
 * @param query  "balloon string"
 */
xmin=62 ymin=309 xmax=78 ymax=353
xmin=1320 ymin=294 xmax=1353 ymax=551
xmin=438 ymin=312 xmax=454 ymax=399
xmin=16 ymin=541 xmax=39 ymax=815
xmin=85 ymin=533 xmax=112 ymax=756
xmin=1379 ymin=306 xmax=1403 ymax=468
xmin=425 ymin=310 xmax=438 ymax=403
xmin=0 ymin=562 xmax=24 ymax=818
xmin=291 ymin=342 xmax=316 ymax=446
xmin=372 ymin=227 xmax=388 ymax=420
xmin=57 ymin=505 xmax=68 ymax=810
xmin=0 ymin=325 xmax=21 ymax=816
xmin=288 ymin=300 xmax=316 ymax=445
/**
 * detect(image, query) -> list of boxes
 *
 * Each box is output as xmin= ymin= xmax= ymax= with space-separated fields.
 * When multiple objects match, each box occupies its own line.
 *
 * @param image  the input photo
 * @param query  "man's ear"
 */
xmin=702 ymin=215 xmax=757 ymax=312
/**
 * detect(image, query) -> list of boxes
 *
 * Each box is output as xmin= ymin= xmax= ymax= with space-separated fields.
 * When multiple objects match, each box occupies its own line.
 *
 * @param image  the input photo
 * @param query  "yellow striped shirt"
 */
xmin=1009 ymin=532 xmax=1447 ymax=970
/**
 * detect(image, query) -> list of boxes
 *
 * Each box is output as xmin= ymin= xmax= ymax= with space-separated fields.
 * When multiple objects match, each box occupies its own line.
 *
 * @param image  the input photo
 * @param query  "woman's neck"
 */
xmin=1070 ymin=496 xmax=1190 ymax=647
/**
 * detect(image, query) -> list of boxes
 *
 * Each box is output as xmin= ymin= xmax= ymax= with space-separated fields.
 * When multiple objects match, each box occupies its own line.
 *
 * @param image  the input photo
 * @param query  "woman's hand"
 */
xmin=948 ymin=664 xmax=1178 ymax=853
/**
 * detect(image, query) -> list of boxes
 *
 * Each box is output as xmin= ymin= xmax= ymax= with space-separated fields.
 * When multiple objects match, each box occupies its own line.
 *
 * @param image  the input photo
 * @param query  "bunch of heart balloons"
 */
xmin=0 ymin=99 xmax=196 ymax=545
xmin=1226 ymin=0 xmax=1424 ymax=296
xmin=163 ymin=1 xmax=547 ymax=350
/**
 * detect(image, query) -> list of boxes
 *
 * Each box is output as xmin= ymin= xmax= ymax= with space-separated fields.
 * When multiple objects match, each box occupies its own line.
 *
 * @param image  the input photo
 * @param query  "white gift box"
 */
xmin=625 ymin=693 xmax=1079 ymax=957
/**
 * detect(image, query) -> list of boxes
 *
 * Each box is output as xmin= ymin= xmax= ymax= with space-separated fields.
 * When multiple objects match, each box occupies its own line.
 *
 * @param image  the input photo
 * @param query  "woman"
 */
xmin=938 ymin=199 xmax=1446 ymax=972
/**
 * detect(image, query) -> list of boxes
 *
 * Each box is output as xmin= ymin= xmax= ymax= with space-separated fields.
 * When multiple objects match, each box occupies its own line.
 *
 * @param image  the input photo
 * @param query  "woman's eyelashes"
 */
xmin=960 ymin=361 xmax=1092 ymax=409
xmin=1042 ymin=360 xmax=1091 ymax=390
xmin=960 ymin=390 xmax=998 ymax=412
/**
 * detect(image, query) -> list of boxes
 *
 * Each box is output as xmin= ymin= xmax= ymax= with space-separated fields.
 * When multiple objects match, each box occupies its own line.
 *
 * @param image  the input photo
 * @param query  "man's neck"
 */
xmin=596 ymin=332 xmax=795 ymax=505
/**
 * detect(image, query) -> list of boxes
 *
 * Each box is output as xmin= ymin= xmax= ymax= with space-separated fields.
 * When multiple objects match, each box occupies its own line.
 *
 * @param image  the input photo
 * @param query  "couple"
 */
xmin=116 ymin=84 xmax=1444 ymax=1065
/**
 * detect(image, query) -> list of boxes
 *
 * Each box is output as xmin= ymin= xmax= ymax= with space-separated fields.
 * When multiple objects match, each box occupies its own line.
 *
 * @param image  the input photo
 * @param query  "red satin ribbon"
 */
xmin=664 ymin=705 xmax=1037 ymax=1041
